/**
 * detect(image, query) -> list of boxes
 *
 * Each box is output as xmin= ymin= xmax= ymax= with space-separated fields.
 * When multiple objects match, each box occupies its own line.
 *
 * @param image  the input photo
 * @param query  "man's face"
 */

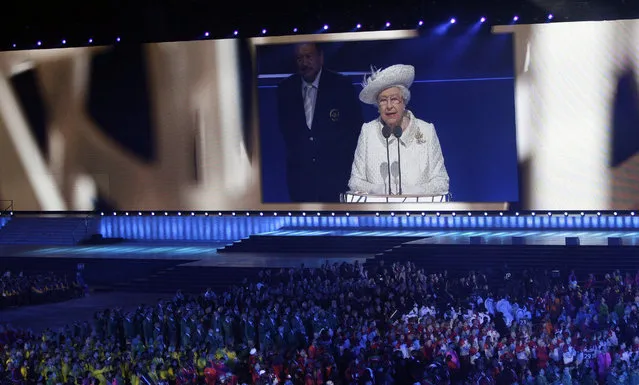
xmin=295 ymin=44 xmax=323 ymax=83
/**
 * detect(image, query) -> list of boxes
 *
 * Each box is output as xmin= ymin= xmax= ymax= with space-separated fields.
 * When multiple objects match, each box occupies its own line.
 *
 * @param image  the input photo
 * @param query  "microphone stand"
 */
xmin=393 ymin=126 xmax=403 ymax=195
xmin=382 ymin=125 xmax=393 ymax=195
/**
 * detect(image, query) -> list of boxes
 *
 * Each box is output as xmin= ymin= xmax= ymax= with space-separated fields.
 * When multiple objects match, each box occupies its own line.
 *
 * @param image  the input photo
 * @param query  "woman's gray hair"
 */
xmin=377 ymin=84 xmax=411 ymax=105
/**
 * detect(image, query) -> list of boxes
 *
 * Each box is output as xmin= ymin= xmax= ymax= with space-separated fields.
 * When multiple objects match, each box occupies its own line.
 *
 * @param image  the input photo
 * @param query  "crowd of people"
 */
xmin=1 ymin=259 xmax=639 ymax=384
xmin=0 ymin=270 xmax=84 ymax=309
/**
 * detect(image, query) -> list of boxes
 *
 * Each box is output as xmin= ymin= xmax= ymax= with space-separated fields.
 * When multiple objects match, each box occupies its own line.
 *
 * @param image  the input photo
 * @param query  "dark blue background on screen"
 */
xmin=257 ymin=31 xmax=519 ymax=203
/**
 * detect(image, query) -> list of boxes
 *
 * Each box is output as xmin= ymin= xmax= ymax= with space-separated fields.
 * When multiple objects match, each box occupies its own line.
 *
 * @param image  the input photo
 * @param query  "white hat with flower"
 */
xmin=359 ymin=64 xmax=415 ymax=105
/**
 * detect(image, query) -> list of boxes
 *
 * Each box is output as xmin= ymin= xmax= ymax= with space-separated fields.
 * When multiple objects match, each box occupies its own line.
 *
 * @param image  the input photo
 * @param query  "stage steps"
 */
xmin=111 ymin=266 xmax=278 ymax=294
xmin=217 ymin=235 xmax=423 ymax=254
xmin=0 ymin=217 xmax=88 ymax=245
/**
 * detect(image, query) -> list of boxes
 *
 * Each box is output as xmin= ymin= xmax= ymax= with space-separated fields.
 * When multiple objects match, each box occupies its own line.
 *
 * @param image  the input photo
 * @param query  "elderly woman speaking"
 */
xmin=348 ymin=64 xmax=449 ymax=196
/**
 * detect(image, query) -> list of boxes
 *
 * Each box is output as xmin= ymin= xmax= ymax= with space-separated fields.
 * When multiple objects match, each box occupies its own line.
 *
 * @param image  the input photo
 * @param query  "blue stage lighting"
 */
xmin=233 ymin=30 xmax=239 ymax=36
xmin=450 ymin=18 xmax=456 ymax=24
xmin=323 ymin=24 xmax=329 ymax=30
xmin=418 ymin=20 xmax=424 ymax=26
xmin=480 ymin=17 xmax=486 ymax=23
xmin=385 ymin=22 xmax=391 ymax=28
xmin=513 ymin=16 xmax=519 ymax=22
xmin=204 ymin=32 xmax=210 ymax=37
xmin=293 ymin=27 xmax=298 ymax=32
xmin=356 ymin=23 xmax=362 ymax=29
xmin=261 ymin=29 xmax=267 ymax=34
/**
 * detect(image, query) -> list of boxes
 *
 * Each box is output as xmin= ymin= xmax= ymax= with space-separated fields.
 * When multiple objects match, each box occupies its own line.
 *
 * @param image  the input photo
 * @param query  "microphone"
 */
xmin=382 ymin=124 xmax=393 ymax=195
xmin=392 ymin=126 xmax=403 ymax=195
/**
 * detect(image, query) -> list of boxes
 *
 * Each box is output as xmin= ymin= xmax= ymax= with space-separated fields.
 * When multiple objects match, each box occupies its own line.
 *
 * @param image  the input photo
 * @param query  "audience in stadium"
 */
xmin=0 ymin=270 xmax=83 ymax=309
xmin=1 ymin=260 xmax=639 ymax=384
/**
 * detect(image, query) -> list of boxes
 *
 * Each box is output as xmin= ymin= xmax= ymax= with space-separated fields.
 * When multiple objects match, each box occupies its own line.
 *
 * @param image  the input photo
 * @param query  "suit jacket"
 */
xmin=277 ymin=69 xmax=363 ymax=202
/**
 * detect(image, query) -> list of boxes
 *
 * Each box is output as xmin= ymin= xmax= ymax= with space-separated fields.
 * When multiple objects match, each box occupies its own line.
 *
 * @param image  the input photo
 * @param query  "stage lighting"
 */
xmin=116 ymin=37 xmax=121 ymax=42
xmin=331 ymin=212 xmax=335 ymax=216
xmin=261 ymin=29 xmax=267 ymax=34
xmin=580 ymin=212 xmax=585 ymax=216
xmin=113 ymin=212 xmax=117 ymax=216
xmin=436 ymin=212 xmax=440 ymax=216
xmin=233 ymin=30 xmax=239 ymax=36
xmin=218 ymin=212 xmax=222 ymax=216
xmin=418 ymin=20 xmax=424 ymax=26
xmin=204 ymin=32 xmax=210 ymax=37
xmin=259 ymin=212 xmax=264 ymax=216
xmin=421 ymin=212 xmax=425 ymax=216
xmin=273 ymin=212 xmax=278 ymax=216
xmin=138 ymin=212 xmax=142 ymax=216
xmin=406 ymin=212 xmax=410 ymax=216
xmin=100 ymin=212 xmax=104 ymax=216
xmin=302 ymin=212 xmax=307 ymax=216
xmin=390 ymin=212 xmax=395 ymax=217
xmin=323 ymin=24 xmax=329 ymax=30
xmin=547 ymin=212 xmax=552 ymax=216
xmin=316 ymin=212 xmax=321 ymax=216
xmin=177 ymin=212 xmax=182 ymax=216
xmin=515 ymin=212 xmax=520 ymax=216
xmin=375 ymin=212 xmax=380 ymax=216
xmin=356 ymin=23 xmax=362 ymax=29
xmin=62 ymin=39 xmax=66 ymax=44
xmin=37 ymin=41 xmax=42 ymax=46
xmin=205 ymin=212 xmax=209 ymax=216
xmin=513 ymin=16 xmax=519 ymax=22
xmin=480 ymin=17 xmax=486 ymax=23
xmin=231 ymin=212 xmax=236 ymax=216
xmin=246 ymin=212 xmax=250 ymax=216
xmin=88 ymin=38 xmax=93 ymax=44
xmin=548 ymin=14 xmax=554 ymax=20
xmin=484 ymin=212 xmax=488 ymax=216
xmin=293 ymin=27 xmax=298 ymax=32
xmin=597 ymin=212 xmax=601 ymax=216
xmin=531 ymin=212 xmax=536 ymax=216
xmin=450 ymin=18 xmax=456 ymax=24
xmin=345 ymin=212 xmax=350 ymax=216
xmin=499 ymin=212 xmax=504 ymax=216
xmin=191 ymin=212 xmax=195 ymax=216
xmin=288 ymin=212 xmax=292 ymax=216
xmin=452 ymin=212 xmax=456 ymax=216
xmin=151 ymin=212 xmax=155 ymax=216
xmin=614 ymin=212 xmax=618 ymax=216
xmin=12 ymin=43 xmax=16 ymax=48
xmin=123 ymin=211 xmax=128 ymax=216
xmin=632 ymin=212 xmax=636 ymax=216
xmin=385 ymin=22 xmax=391 ymax=27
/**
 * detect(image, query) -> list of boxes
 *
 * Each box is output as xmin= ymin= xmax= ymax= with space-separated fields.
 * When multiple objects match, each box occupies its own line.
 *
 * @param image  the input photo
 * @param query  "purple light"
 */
xmin=450 ymin=18 xmax=456 ymax=24
xmin=418 ymin=20 xmax=424 ymax=26
xmin=385 ymin=21 xmax=391 ymax=27
xmin=513 ymin=16 xmax=519 ymax=22
xmin=548 ymin=14 xmax=554 ymax=20
xmin=233 ymin=30 xmax=238 ymax=36
xmin=323 ymin=24 xmax=329 ymax=30
xmin=37 ymin=41 xmax=41 ymax=46
xmin=480 ymin=17 xmax=486 ymax=23
xmin=12 ymin=43 xmax=16 ymax=48
xmin=356 ymin=23 xmax=362 ymax=29
xmin=116 ymin=37 xmax=121 ymax=42
xmin=293 ymin=27 xmax=298 ymax=32
xmin=62 ymin=39 xmax=66 ymax=44
xmin=204 ymin=32 xmax=210 ymax=37
xmin=88 ymin=38 xmax=93 ymax=43
xmin=261 ymin=28 xmax=267 ymax=34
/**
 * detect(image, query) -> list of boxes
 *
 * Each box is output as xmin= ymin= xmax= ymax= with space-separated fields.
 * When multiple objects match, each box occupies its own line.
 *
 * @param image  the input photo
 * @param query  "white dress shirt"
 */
xmin=348 ymin=110 xmax=449 ymax=195
xmin=301 ymin=68 xmax=322 ymax=129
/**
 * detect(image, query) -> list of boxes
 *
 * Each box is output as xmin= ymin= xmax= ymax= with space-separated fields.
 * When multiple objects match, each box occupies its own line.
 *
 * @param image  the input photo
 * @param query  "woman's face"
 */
xmin=377 ymin=86 xmax=406 ymax=128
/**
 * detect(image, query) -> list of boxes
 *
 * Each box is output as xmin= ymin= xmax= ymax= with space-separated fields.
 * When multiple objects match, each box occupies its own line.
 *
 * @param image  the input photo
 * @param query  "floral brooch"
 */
xmin=414 ymin=129 xmax=426 ymax=144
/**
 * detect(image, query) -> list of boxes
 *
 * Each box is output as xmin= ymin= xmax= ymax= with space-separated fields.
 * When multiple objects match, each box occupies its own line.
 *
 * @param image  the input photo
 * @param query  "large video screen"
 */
xmin=257 ymin=34 xmax=519 ymax=204
xmin=1 ymin=20 xmax=639 ymax=211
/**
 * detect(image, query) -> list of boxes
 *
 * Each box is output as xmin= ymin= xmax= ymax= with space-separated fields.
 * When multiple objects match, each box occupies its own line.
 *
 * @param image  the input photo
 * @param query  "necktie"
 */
xmin=304 ymin=84 xmax=316 ymax=129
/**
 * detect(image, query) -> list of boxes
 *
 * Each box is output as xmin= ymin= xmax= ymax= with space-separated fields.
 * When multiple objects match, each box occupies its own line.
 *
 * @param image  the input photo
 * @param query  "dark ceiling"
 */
xmin=2 ymin=0 xmax=639 ymax=47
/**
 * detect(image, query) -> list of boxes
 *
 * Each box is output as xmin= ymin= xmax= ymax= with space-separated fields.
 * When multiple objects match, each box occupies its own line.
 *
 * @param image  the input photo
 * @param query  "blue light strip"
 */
xmin=99 ymin=215 xmax=639 ymax=241
xmin=0 ymin=217 xmax=10 ymax=230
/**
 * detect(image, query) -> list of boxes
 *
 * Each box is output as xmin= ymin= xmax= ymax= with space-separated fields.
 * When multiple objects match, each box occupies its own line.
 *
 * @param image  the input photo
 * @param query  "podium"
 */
xmin=341 ymin=192 xmax=450 ymax=203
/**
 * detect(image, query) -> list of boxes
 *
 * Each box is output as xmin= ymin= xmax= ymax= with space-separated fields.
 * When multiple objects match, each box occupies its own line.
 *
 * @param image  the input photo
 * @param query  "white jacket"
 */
xmin=348 ymin=110 xmax=449 ymax=196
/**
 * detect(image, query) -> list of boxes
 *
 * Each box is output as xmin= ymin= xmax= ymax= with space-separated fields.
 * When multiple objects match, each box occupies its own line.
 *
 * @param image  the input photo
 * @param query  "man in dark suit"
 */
xmin=277 ymin=42 xmax=363 ymax=202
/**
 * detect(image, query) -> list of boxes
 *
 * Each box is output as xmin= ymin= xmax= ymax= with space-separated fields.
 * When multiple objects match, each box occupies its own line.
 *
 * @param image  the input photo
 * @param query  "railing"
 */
xmin=0 ymin=200 xmax=13 ymax=216
xmin=72 ymin=214 xmax=96 ymax=244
